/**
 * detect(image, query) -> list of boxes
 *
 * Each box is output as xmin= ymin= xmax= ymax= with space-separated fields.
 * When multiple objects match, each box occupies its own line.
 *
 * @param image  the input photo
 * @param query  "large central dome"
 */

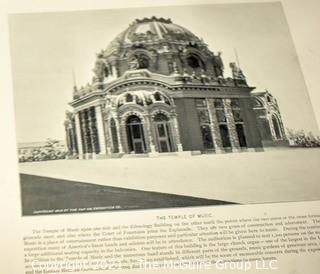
xmin=103 ymin=16 xmax=205 ymax=57
xmin=115 ymin=17 xmax=200 ymax=44
xmin=72 ymin=15 xmax=246 ymax=98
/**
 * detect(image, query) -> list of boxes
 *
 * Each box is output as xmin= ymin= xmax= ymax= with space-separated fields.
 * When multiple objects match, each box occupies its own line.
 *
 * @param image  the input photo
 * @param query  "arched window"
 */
xmin=125 ymin=93 xmax=134 ymax=103
xmin=153 ymin=113 xmax=173 ymax=153
xmin=153 ymin=113 xmax=169 ymax=122
xmin=127 ymin=115 xmax=141 ymax=124
xmin=187 ymin=55 xmax=201 ymax=68
xmin=154 ymin=92 xmax=162 ymax=101
xmin=137 ymin=55 xmax=150 ymax=69
xmin=126 ymin=115 xmax=146 ymax=153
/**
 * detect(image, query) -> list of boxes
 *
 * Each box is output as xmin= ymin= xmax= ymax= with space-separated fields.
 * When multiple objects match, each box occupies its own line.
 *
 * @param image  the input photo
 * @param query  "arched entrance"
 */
xmin=272 ymin=115 xmax=282 ymax=139
xmin=126 ymin=115 xmax=146 ymax=153
xmin=153 ymin=113 xmax=173 ymax=153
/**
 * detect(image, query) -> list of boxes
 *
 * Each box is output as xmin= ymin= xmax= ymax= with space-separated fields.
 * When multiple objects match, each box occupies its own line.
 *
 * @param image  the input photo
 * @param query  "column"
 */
xmin=75 ymin=112 xmax=84 ymax=159
xmin=145 ymin=115 xmax=156 ymax=153
xmin=71 ymin=119 xmax=78 ymax=155
xmin=88 ymin=110 xmax=96 ymax=159
xmin=172 ymin=115 xmax=183 ymax=152
xmin=108 ymin=118 xmax=116 ymax=154
xmin=81 ymin=111 xmax=91 ymax=159
xmin=105 ymin=120 xmax=113 ymax=154
xmin=207 ymin=99 xmax=222 ymax=152
xmin=95 ymin=105 xmax=107 ymax=155
xmin=70 ymin=128 xmax=76 ymax=155
xmin=114 ymin=116 xmax=124 ymax=153
xmin=224 ymin=99 xmax=240 ymax=151
xmin=65 ymin=126 xmax=71 ymax=154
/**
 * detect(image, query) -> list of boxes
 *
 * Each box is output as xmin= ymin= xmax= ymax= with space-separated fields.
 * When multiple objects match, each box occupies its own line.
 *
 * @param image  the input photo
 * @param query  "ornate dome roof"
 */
xmin=104 ymin=16 xmax=202 ymax=56
xmin=71 ymin=17 xmax=249 ymax=101
xmin=85 ymin=16 xmax=233 ymax=90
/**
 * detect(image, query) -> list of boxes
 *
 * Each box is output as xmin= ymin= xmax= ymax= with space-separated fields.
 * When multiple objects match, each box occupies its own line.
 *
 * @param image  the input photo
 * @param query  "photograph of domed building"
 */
xmin=64 ymin=16 xmax=287 ymax=159
xmin=10 ymin=3 xmax=320 ymax=215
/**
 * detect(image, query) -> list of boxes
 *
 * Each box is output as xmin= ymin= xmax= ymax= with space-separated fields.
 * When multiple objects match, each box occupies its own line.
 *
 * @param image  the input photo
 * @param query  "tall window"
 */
xmin=187 ymin=55 xmax=201 ymax=68
xmin=126 ymin=93 xmax=134 ymax=103
xmin=153 ymin=113 xmax=173 ymax=153
xmin=154 ymin=92 xmax=162 ymax=101
xmin=231 ymin=99 xmax=247 ymax=147
xmin=219 ymin=124 xmax=231 ymax=148
xmin=195 ymin=98 xmax=214 ymax=149
xmin=126 ymin=115 xmax=146 ymax=154
xmin=272 ymin=115 xmax=282 ymax=140
xmin=137 ymin=54 xmax=150 ymax=69
xmin=214 ymin=98 xmax=231 ymax=148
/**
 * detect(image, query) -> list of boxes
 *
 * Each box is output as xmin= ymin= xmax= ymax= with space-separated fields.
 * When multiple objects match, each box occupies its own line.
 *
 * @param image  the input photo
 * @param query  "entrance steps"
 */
xmin=122 ymin=153 xmax=149 ymax=158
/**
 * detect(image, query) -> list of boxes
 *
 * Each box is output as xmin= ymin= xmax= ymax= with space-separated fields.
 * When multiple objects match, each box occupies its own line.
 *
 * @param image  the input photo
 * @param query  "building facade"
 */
xmin=252 ymin=91 xmax=288 ymax=147
xmin=64 ymin=17 xmax=288 ymax=159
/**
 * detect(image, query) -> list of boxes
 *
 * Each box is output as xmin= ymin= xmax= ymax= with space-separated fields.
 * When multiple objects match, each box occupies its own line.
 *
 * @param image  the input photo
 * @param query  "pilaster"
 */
xmin=207 ymin=99 xmax=223 ymax=152
xmin=114 ymin=116 xmax=124 ymax=153
xmin=172 ymin=114 xmax=183 ymax=152
xmin=75 ymin=112 xmax=84 ymax=159
xmin=80 ymin=111 xmax=89 ymax=156
xmin=224 ymin=99 xmax=240 ymax=151
xmin=95 ymin=105 xmax=107 ymax=156
xmin=88 ymin=109 xmax=96 ymax=155
xmin=145 ymin=114 xmax=156 ymax=153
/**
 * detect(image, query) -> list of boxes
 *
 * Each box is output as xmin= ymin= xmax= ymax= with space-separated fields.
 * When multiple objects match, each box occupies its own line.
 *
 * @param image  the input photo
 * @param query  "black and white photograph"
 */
xmin=9 ymin=2 xmax=320 ymax=216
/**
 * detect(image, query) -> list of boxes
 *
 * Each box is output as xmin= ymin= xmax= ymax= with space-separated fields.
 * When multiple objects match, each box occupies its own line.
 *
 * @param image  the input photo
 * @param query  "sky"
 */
xmin=9 ymin=2 xmax=319 ymax=143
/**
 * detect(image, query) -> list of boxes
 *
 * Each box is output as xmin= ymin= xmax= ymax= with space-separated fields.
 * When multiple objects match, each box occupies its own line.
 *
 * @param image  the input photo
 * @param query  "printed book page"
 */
xmin=0 ymin=0 xmax=319 ymax=273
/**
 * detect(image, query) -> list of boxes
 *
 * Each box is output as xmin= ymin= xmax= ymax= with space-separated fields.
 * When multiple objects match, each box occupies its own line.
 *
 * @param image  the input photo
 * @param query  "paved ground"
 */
xmin=19 ymin=148 xmax=320 ymax=205
xmin=20 ymin=174 xmax=232 ymax=216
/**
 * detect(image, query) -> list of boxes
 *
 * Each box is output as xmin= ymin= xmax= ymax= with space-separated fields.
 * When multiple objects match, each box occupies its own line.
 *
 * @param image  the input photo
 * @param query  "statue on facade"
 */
xmin=212 ymin=52 xmax=224 ymax=77
xmin=229 ymin=62 xmax=246 ymax=80
xmin=129 ymin=56 xmax=140 ymax=70
xmin=106 ymin=94 xmax=117 ymax=108
xmin=65 ymin=110 xmax=73 ymax=121
xmin=93 ymin=54 xmax=106 ymax=78
xmin=172 ymin=61 xmax=180 ymax=75
xmin=82 ymin=83 xmax=92 ymax=95
xmin=73 ymin=86 xmax=80 ymax=99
